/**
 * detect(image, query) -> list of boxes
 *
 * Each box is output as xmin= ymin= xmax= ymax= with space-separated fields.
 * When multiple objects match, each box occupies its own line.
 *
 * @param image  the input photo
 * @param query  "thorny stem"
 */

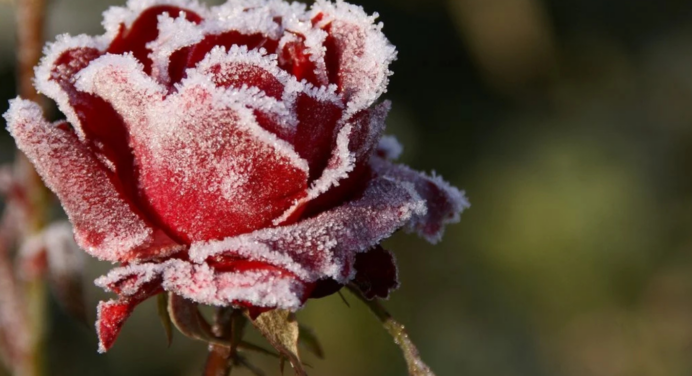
xmin=346 ymin=285 xmax=436 ymax=376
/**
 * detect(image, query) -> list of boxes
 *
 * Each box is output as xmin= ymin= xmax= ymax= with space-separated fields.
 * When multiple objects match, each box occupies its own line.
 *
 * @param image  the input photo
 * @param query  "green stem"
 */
xmin=346 ymin=285 xmax=436 ymax=376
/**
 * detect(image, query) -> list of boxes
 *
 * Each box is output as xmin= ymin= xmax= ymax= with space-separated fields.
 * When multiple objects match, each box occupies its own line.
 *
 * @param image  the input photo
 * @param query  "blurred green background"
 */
xmin=3 ymin=0 xmax=692 ymax=375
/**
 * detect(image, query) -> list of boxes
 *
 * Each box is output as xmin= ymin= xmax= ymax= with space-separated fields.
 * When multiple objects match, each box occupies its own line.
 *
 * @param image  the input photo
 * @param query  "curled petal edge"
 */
xmin=3 ymin=99 xmax=181 ymax=263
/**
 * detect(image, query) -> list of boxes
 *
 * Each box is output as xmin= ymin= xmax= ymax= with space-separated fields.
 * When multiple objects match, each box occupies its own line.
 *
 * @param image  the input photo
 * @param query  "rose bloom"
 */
xmin=4 ymin=0 xmax=468 ymax=352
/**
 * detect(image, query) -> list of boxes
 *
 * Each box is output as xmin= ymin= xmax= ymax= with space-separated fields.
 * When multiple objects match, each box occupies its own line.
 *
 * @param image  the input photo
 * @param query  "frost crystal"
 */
xmin=3 ymin=0 xmax=468 ymax=352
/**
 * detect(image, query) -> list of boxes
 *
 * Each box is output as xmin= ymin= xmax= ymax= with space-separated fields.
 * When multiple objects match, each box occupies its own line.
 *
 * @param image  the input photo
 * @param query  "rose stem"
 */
xmin=204 ymin=307 xmax=235 ymax=376
xmin=12 ymin=0 xmax=50 ymax=375
xmin=346 ymin=285 xmax=436 ymax=376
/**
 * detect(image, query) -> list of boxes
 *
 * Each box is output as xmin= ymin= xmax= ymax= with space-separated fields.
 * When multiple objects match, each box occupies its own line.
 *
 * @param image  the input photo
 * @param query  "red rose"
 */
xmin=4 ymin=0 xmax=468 ymax=352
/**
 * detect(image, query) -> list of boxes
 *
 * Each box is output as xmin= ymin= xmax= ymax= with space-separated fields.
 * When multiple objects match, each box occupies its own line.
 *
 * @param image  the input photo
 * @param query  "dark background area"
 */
xmin=3 ymin=0 xmax=692 ymax=375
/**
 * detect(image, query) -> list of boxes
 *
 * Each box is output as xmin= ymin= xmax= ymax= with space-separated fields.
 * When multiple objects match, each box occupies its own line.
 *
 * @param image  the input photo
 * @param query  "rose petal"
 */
xmin=107 ymin=4 xmax=203 ymax=74
xmin=301 ymin=101 xmax=391 ymax=216
xmin=76 ymin=56 xmax=310 ymax=242
xmin=4 ymin=99 xmax=181 ymax=262
xmin=96 ymin=259 xmax=309 ymax=311
xmin=312 ymin=0 xmax=397 ymax=114
xmin=152 ymin=3 xmax=290 ymax=85
xmin=96 ymin=300 xmax=135 ymax=353
xmin=293 ymin=92 xmax=345 ymax=180
xmin=189 ymin=175 xmax=427 ymax=283
xmin=33 ymin=35 xmax=148 ymax=205
xmin=170 ymin=32 xmax=279 ymax=84
xmin=193 ymin=45 xmax=297 ymax=142
xmin=371 ymin=157 xmax=470 ymax=243
xmin=277 ymin=100 xmax=390 ymax=222
xmin=278 ymin=31 xmax=328 ymax=87
xmin=353 ymin=245 xmax=399 ymax=300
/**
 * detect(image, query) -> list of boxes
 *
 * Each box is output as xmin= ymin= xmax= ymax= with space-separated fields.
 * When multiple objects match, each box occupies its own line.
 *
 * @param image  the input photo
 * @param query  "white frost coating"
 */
xmin=174 ymin=71 xmax=309 ymax=172
xmin=75 ymin=53 xmax=166 ymax=129
xmin=3 ymin=99 xmax=155 ymax=262
xmin=195 ymin=45 xmax=289 ymax=87
xmin=163 ymin=262 xmax=304 ymax=309
xmin=191 ymin=176 xmax=426 ymax=283
xmin=205 ymin=3 xmax=283 ymax=40
xmin=33 ymin=33 xmax=107 ymax=141
xmin=377 ymin=135 xmax=403 ymax=160
xmin=275 ymin=100 xmax=388 ymax=224
xmin=102 ymin=0 xmax=209 ymax=41
xmin=95 ymin=262 xmax=164 ymax=296
xmin=211 ymin=0 xmax=307 ymax=22
xmin=371 ymin=157 xmax=470 ymax=243
xmin=281 ymin=19 xmax=329 ymax=86
xmin=148 ymin=12 xmax=205 ymax=84
xmin=311 ymin=0 xmax=397 ymax=116
xmin=97 ymin=259 xmax=305 ymax=310
xmin=274 ymin=122 xmax=354 ymax=224
xmin=189 ymin=46 xmax=301 ymax=135
xmin=77 ymin=50 xmax=308 ymax=173
xmin=193 ymin=45 xmax=341 ymax=111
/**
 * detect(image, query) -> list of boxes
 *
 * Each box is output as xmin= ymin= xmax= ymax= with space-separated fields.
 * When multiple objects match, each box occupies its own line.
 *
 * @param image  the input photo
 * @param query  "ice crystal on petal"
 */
xmin=4 ymin=100 xmax=180 ymax=262
xmin=371 ymin=157 xmax=470 ymax=243
xmin=191 ymin=176 xmax=426 ymax=283
xmin=5 ymin=0 xmax=468 ymax=353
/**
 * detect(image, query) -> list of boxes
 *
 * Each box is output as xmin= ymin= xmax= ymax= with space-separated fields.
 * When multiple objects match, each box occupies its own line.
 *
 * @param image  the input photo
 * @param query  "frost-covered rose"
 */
xmin=4 ymin=0 xmax=468 ymax=352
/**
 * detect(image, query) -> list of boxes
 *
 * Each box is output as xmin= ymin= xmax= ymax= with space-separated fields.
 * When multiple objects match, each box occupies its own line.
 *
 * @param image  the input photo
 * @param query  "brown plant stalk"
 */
xmin=0 ymin=0 xmax=51 ymax=375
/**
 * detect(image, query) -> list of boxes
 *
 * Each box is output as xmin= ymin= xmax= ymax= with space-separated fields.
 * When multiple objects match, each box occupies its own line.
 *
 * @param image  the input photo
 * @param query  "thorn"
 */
xmin=337 ymin=290 xmax=350 ymax=308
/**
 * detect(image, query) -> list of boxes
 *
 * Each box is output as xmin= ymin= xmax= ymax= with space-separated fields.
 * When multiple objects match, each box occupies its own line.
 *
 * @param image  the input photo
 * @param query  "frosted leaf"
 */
xmin=311 ymin=0 xmax=397 ymax=115
xmin=371 ymin=157 xmax=470 ymax=243
xmin=377 ymin=134 xmax=403 ymax=160
xmin=4 ymin=99 xmax=181 ymax=262
xmin=191 ymin=176 xmax=426 ymax=283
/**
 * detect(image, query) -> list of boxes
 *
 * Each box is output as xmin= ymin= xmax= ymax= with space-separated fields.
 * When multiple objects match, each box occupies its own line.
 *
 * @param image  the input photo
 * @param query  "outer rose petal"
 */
xmin=3 ymin=99 xmax=181 ymax=262
xmin=312 ymin=0 xmax=397 ymax=114
xmin=96 ymin=259 xmax=308 ymax=310
xmin=309 ymin=245 xmax=399 ymax=300
xmin=189 ymin=176 xmax=427 ymax=283
xmin=96 ymin=299 xmax=137 ymax=353
xmin=371 ymin=157 xmax=470 ymax=243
